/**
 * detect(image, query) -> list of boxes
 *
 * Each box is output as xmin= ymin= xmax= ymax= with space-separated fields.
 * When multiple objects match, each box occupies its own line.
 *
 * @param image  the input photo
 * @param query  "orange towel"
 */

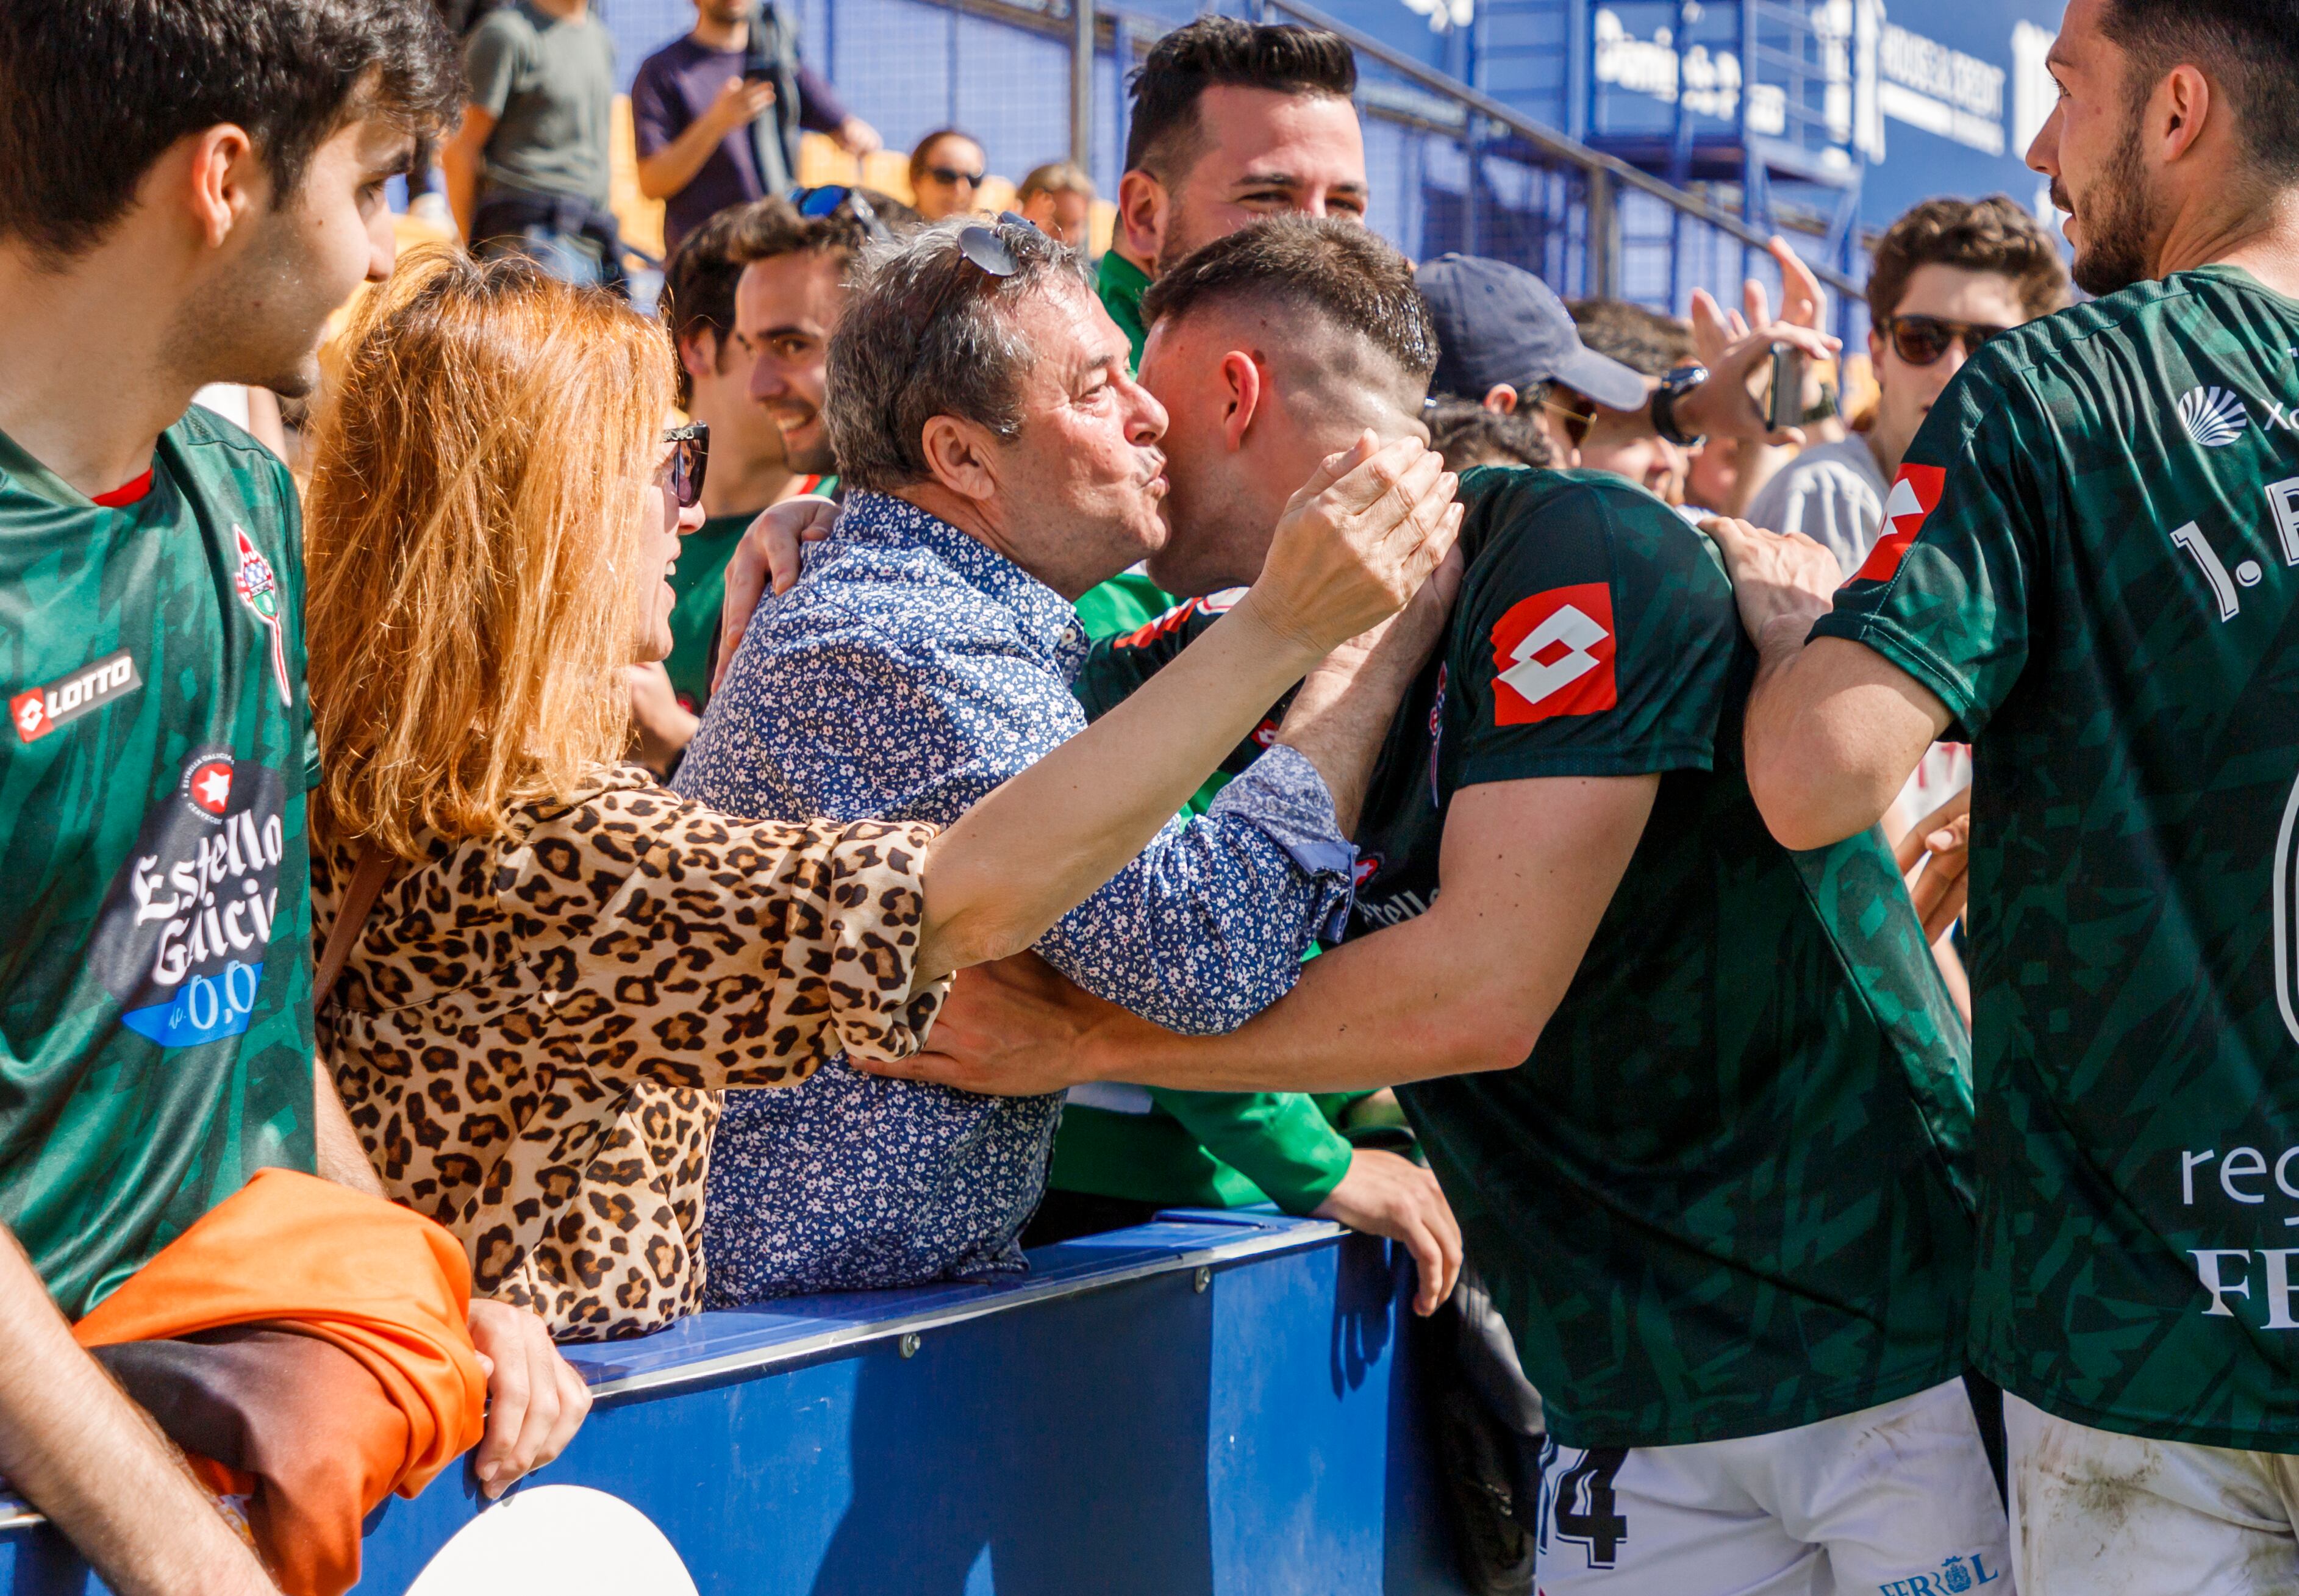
xmin=74 ymin=1169 xmax=490 ymax=1596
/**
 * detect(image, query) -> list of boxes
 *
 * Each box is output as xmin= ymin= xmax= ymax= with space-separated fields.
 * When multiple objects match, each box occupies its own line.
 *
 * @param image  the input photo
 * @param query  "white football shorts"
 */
xmin=1536 ymin=1376 xmax=2011 ymax=1595
xmin=2006 ymin=1392 xmax=2299 ymax=1594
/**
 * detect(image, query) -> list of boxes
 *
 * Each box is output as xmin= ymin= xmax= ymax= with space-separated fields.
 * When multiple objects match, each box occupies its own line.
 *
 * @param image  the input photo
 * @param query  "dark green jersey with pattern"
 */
xmin=1076 ymin=468 xmax=1975 ymax=1447
xmin=1815 ymin=266 xmax=2299 ymax=1451
xmin=0 ymin=409 xmax=316 ymax=1320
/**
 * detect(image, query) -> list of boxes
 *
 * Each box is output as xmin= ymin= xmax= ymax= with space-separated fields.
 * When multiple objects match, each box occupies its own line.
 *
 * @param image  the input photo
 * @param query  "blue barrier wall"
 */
xmin=0 ymin=1215 xmax=1470 ymax=1595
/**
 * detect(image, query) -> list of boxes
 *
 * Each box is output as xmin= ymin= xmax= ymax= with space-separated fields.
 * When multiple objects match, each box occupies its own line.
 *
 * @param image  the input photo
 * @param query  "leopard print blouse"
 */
xmin=312 ymin=765 xmax=948 ymax=1342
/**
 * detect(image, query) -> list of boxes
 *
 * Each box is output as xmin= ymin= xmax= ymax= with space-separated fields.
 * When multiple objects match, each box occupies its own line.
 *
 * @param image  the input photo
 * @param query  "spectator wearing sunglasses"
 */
xmin=909 ymin=129 xmax=989 ymax=222
xmin=1566 ymin=298 xmax=1699 ymax=503
xmin=1744 ymin=196 xmax=2069 ymax=576
xmin=1416 ymin=254 xmax=1832 ymax=484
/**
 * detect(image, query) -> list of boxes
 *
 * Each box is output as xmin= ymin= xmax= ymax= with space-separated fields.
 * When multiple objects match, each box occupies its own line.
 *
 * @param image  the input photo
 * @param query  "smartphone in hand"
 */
xmin=1765 ymin=343 xmax=1806 ymax=434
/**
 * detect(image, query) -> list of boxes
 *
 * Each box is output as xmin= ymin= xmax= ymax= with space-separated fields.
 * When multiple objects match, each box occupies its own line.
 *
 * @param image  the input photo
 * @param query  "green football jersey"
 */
xmin=1076 ymin=468 xmax=1975 ymax=1448
xmin=0 ymin=409 xmax=316 ymax=1319
xmin=1815 ymin=265 xmax=2299 ymax=1451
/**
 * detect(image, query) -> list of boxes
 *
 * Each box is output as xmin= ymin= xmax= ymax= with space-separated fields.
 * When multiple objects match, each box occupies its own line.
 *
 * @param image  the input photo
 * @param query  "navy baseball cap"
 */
xmin=1417 ymin=254 xmax=1648 ymax=412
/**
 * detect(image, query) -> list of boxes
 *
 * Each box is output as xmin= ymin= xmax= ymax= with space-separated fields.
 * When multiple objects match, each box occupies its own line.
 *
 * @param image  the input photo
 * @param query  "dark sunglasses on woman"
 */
xmin=923 ymin=163 xmax=985 ymax=188
xmin=662 ymin=422 xmax=709 ymax=509
xmin=1879 ymin=313 xmax=2009 ymax=367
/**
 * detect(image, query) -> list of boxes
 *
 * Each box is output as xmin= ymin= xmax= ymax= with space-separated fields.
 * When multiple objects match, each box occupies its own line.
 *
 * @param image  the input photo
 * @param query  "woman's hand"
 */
xmin=465 ymin=1298 xmax=593 ymax=1500
xmin=1242 ymin=433 xmax=1463 ymax=658
xmin=713 ymin=495 xmax=840 ymax=693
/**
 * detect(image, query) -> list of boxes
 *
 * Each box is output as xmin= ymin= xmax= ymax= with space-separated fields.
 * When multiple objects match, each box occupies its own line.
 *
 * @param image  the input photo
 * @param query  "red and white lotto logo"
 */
xmin=1853 ymin=463 xmax=1945 ymax=584
xmin=11 ymin=690 xmax=47 ymax=742
xmin=1490 ymin=583 xmax=1617 ymax=725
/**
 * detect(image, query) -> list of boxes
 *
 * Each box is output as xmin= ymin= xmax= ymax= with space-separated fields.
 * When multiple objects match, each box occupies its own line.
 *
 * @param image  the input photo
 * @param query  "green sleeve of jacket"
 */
xmin=1146 ymin=1088 xmax=1354 ymax=1214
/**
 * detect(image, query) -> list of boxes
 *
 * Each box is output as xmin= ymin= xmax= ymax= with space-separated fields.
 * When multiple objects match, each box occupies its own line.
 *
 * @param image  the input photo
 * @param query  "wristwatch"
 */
xmin=1801 ymin=382 xmax=1842 ymax=426
xmin=1651 ymin=363 xmax=1709 ymax=449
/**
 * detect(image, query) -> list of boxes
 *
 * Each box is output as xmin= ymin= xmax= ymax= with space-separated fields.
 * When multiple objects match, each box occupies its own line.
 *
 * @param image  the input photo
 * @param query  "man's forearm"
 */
xmin=1742 ymin=627 xmax=1939 ymax=851
xmin=1074 ymin=906 xmax=1536 ymax=1094
xmin=636 ymin=115 xmax=727 ymax=202
xmin=0 ymin=1236 xmax=276 ymax=1596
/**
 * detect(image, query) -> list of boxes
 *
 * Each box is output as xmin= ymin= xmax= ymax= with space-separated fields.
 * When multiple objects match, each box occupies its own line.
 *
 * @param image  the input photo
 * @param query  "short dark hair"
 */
xmin=1865 ymin=196 xmax=2071 ymax=326
xmin=2103 ymin=0 xmax=2299 ymax=182
xmin=660 ymin=195 xmax=914 ymax=407
xmin=1124 ymin=18 xmax=1356 ymax=180
xmin=1425 ymin=400 xmax=1554 ymax=471
xmin=1568 ymin=299 xmax=1693 ymax=378
xmin=826 ymin=220 xmax=1094 ymax=494
xmin=0 ymin=0 xmax=459 ymax=263
xmin=1140 ymin=215 xmax=1438 ymax=384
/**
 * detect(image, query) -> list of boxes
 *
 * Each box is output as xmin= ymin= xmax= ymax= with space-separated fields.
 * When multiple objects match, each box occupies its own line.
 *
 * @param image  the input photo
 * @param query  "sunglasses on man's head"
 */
xmin=790 ymin=184 xmax=890 ymax=242
xmin=662 ymin=423 xmax=709 ymax=509
xmin=1879 ymin=313 xmax=2009 ymax=368
xmin=923 ymin=164 xmax=985 ymax=188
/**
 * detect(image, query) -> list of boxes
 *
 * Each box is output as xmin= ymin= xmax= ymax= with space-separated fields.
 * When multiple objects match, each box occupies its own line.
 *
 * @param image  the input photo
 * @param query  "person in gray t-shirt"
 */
xmin=1745 ymin=196 xmax=2068 ymax=576
xmin=442 ymin=0 xmax=617 ymax=284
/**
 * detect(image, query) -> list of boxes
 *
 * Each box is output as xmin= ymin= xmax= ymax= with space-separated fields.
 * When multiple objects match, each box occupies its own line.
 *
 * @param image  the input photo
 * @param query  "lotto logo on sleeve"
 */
xmin=1853 ymin=464 xmax=1946 ymax=584
xmin=1490 ymin=584 xmax=1617 ymax=725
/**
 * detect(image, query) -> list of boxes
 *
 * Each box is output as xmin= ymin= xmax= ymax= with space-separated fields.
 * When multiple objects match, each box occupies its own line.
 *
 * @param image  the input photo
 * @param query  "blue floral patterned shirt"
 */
xmin=676 ymin=492 xmax=1357 ymax=1303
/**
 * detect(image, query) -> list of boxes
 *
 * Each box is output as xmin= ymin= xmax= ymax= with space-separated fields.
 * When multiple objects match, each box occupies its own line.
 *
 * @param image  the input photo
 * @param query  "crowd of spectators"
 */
xmin=17 ymin=0 xmax=2299 ymax=1589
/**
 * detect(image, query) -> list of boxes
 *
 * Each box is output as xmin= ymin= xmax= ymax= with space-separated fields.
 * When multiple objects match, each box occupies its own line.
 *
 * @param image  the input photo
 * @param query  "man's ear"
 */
xmin=180 ymin=124 xmax=263 ymax=252
xmin=1217 ymin=351 xmax=1265 ymax=453
xmin=2154 ymin=62 xmax=2214 ymax=166
xmin=1116 ymin=169 xmax=1168 ymax=271
xmin=920 ymin=415 xmax=1000 ymax=504
xmin=1482 ymin=383 xmax=1520 ymax=415
xmin=678 ymin=329 xmax=721 ymax=384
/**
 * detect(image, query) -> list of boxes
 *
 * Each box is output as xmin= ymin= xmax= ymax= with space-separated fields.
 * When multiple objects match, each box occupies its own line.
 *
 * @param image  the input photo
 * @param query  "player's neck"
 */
xmin=0 ymin=243 xmax=201 ymax=498
xmin=2156 ymin=185 xmax=2299 ymax=301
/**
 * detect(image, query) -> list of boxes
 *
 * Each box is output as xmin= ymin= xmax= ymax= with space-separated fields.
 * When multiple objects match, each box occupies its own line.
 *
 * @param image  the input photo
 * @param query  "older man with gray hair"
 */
xmin=676 ymin=216 xmax=1464 ymax=1306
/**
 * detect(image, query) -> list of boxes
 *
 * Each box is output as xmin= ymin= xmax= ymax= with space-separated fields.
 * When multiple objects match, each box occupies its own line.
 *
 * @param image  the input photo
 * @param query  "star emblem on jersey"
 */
xmin=2177 ymin=384 xmax=2251 ymax=449
xmin=231 ymin=524 xmax=293 ymax=709
xmin=1853 ymin=463 xmax=1946 ymax=585
xmin=185 ymin=757 xmax=234 ymax=817
xmin=1490 ymin=583 xmax=1617 ymax=724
